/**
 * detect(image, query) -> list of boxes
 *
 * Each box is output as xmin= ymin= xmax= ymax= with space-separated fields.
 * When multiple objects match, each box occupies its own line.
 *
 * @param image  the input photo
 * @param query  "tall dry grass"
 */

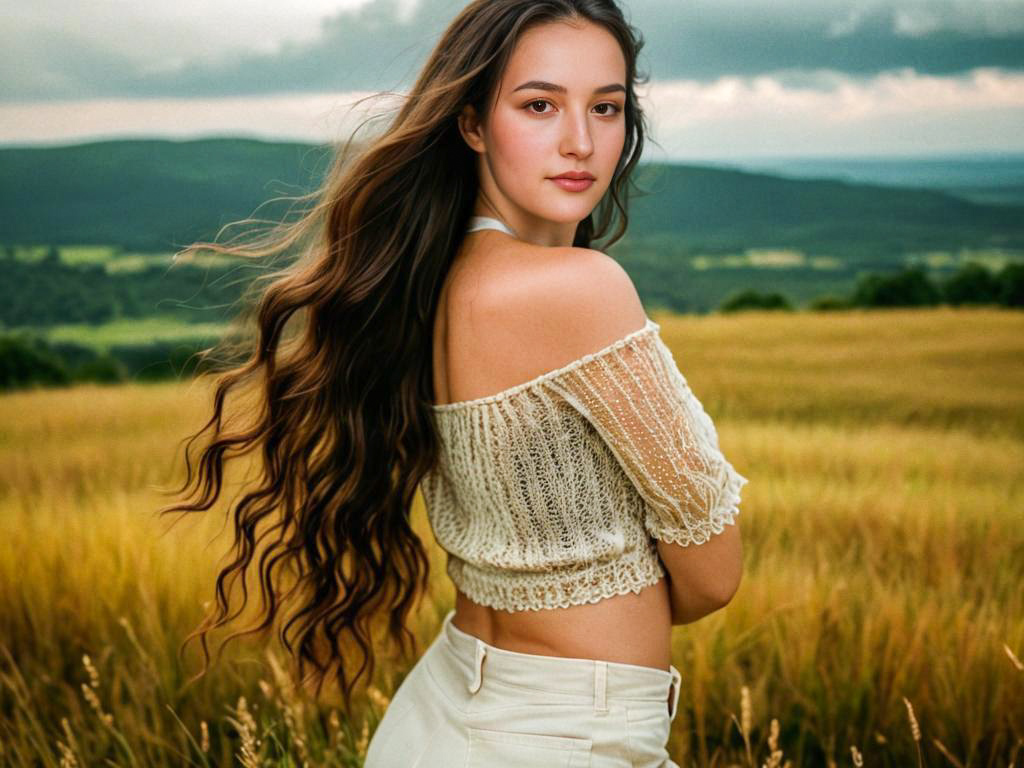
xmin=1 ymin=307 xmax=1021 ymax=766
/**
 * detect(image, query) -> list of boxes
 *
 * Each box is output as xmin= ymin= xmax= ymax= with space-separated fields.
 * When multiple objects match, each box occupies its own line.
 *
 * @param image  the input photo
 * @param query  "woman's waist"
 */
xmin=452 ymin=576 xmax=673 ymax=672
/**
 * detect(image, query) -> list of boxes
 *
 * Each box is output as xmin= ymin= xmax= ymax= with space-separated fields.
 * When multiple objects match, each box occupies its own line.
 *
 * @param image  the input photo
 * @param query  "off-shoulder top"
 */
xmin=419 ymin=216 xmax=749 ymax=612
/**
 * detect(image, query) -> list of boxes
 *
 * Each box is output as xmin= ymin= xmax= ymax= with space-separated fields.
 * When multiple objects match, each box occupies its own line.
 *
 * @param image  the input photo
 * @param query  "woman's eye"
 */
xmin=524 ymin=100 xmax=622 ymax=116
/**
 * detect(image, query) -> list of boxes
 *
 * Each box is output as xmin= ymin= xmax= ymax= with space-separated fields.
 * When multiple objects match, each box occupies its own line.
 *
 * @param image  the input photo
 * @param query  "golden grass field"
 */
xmin=1 ymin=306 xmax=1021 ymax=767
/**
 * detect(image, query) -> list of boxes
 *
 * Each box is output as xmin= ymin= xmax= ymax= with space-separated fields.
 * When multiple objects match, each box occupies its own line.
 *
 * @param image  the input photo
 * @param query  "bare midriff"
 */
xmin=451 ymin=575 xmax=673 ymax=672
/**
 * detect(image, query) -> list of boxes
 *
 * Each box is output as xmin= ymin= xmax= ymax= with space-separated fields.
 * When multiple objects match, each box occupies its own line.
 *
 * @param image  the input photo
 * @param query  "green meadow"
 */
xmin=41 ymin=317 xmax=232 ymax=348
xmin=0 ymin=307 xmax=1021 ymax=767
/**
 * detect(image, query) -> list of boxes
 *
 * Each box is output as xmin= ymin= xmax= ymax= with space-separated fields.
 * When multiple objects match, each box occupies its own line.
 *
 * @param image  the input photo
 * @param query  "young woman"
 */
xmin=163 ymin=1 xmax=748 ymax=765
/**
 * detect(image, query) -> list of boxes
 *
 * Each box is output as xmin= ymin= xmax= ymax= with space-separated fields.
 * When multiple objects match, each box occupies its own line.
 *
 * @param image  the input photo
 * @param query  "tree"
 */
xmin=941 ymin=263 xmax=1000 ymax=306
xmin=0 ymin=334 xmax=70 ymax=390
xmin=997 ymin=262 xmax=1024 ymax=307
xmin=808 ymin=295 xmax=852 ymax=311
xmin=851 ymin=266 xmax=940 ymax=307
xmin=719 ymin=289 xmax=793 ymax=313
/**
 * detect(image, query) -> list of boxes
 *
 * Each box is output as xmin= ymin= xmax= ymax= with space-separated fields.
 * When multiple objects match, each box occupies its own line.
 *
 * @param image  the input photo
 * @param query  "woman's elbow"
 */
xmin=668 ymin=571 xmax=741 ymax=625
xmin=705 ymin=565 xmax=742 ymax=608
xmin=660 ymin=523 xmax=744 ymax=623
xmin=704 ymin=520 xmax=743 ymax=602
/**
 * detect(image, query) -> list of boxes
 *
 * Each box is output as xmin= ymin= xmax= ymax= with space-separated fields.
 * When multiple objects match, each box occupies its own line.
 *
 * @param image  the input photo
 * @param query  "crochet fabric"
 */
xmin=420 ymin=317 xmax=749 ymax=612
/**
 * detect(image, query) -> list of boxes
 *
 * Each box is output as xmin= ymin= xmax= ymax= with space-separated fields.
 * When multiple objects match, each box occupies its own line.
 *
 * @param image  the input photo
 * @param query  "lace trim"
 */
xmin=431 ymin=317 xmax=660 ymax=413
xmin=446 ymin=541 xmax=668 ymax=613
xmin=648 ymin=467 xmax=749 ymax=546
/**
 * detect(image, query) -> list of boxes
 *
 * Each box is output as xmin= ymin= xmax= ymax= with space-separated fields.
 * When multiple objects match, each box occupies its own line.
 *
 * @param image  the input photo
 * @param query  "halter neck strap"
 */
xmin=466 ymin=216 xmax=517 ymax=237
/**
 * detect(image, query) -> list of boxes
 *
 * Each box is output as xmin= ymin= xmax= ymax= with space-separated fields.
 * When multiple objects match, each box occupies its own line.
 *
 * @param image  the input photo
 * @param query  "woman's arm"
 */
xmin=518 ymin=250 xmax=749 ymax=624
xmin=658 ymin=522 xmax=743 ymax=625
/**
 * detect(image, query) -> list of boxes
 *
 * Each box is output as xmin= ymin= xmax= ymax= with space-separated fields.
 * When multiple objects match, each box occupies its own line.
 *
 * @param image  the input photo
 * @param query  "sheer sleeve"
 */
xmin=545 ymin=322 xmax=749 ymax=547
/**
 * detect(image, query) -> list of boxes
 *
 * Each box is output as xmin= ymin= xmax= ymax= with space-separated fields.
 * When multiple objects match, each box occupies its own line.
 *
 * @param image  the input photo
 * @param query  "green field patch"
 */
xmin=954 ymin=247 xmax=1024 ymax=270
xmin=691 ymin=253 xmax=737 ymax=270
xmin=8 ymin=244 xmax=50 ymax=263
xmin=691 ymin=250 xmax=812 ymax=270
xmin=809 ymin=256 xmax=844 ymax=269
xmin=104 ymin=252 xmax=174 ymax=273
xmin=169 ymin=250 xmax=248 ymax=268
xmin=43 ymin=317 xmax=233 ymax=348
xmin=906 ymin=247 xmax=1024 ymax=271
xmin=58 ymin=245 xmax=119 ymax=265
xmin=3 ymin=244 xmax=241 ymax=272
xmin=746 ymin=248 xmax=807 ymax=267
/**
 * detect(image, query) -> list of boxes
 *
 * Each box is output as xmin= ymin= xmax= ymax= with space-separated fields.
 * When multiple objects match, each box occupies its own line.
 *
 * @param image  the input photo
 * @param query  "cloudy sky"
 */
xmin=3 ymin=0 xmax=1023 ymax=159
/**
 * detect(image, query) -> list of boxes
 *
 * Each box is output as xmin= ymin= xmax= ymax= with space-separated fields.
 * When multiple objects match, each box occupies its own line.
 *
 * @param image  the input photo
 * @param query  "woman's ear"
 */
xmin=458 ymin=105 xmax=486 ymax=154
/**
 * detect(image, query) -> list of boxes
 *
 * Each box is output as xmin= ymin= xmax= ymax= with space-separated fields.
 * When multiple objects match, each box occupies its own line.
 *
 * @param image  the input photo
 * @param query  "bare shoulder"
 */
xmin=468 ymin=244 xmax=647 ymax=363
xmin=441 ymin=243 xmax=649 ymax=398
xmin=520 ymin=246 xmax=649 ymax=360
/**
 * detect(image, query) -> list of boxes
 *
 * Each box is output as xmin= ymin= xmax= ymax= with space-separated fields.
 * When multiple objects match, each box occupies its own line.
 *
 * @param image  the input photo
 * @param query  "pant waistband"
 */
xmin=439 ymin=609 xmax=682 ymax=720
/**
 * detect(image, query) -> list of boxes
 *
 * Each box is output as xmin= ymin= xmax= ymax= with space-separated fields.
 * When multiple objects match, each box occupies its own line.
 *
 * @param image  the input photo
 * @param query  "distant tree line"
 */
xmin=2 ymin=260 xmax=1022 ymax=392
xmin=719 ymin=261 xmax=1024 ymax=313
xmin=0 ymin=333 xmax=222 ymax=391
xmin=0 ymin=246 xmax=248 ymax=326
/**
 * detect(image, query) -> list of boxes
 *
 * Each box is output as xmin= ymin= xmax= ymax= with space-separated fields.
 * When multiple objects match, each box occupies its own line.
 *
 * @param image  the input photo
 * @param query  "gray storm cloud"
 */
xmin=1 ymin=0 xmax=1022 ymax=102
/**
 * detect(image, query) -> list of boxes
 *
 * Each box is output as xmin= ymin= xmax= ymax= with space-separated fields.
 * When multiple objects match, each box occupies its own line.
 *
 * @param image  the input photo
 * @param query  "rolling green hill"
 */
xmin=2 ymin=138 xmax=1022 ymax=258
xmin=0 ymin=138 xmax=334 ymax=251
xmin=2 ymin=139 xmax=1022 ymax=387
xmin=1 ymin=138 xmax=1022 ymax=324
xmin=626 ymin=163 xmax=1024 ymax=258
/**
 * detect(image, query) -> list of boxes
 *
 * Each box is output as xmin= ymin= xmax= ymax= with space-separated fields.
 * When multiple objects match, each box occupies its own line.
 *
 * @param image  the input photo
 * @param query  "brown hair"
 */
xmin=159 ymin=0 xmax=650 ymax=716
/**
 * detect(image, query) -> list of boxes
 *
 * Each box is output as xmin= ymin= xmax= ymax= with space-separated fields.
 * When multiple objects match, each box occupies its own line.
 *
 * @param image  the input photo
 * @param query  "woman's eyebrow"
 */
xmin=511 ymin=80 xmax=626 ymax=95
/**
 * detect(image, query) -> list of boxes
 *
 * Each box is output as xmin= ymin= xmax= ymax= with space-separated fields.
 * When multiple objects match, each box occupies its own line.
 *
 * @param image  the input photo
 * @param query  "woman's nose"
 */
xmin=560 ymin=110 xmax=594 ymax=158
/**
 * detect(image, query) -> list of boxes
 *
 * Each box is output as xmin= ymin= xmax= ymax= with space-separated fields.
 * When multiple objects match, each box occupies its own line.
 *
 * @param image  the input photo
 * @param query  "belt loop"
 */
xmin=594 ymin=661 xmax=608 ymax=714
xmin=668 ymin=666 xmax=682 ymax=721
xmin=467 ymin=640 xmax=486 ymax=694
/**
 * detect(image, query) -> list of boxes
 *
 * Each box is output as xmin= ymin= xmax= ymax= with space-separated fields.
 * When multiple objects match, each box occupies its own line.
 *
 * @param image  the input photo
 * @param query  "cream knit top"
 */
xmin=420 ymin=216 xmax=750 ymax=612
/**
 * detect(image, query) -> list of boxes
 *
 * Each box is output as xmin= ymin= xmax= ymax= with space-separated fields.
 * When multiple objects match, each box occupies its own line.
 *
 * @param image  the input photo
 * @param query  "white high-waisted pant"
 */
xmin=364 ymin=608 xmax=683 ymax=767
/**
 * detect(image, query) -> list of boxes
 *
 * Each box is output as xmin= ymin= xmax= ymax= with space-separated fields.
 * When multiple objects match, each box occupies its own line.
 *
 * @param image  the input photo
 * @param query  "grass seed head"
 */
xmin=1004 ymin=643 xmax=1024 ymax=672
xmin=903 ymin=696 xmax=922 ymax=742
xmin=741 ymin=685 xmax=752 ymax=738
xmin=81 ymin=654 xmax=100 ymax=689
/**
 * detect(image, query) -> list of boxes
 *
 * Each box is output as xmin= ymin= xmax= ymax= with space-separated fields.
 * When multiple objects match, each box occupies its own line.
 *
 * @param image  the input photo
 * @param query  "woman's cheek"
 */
xmin=494 ymin=132 xmax=543 ymax=177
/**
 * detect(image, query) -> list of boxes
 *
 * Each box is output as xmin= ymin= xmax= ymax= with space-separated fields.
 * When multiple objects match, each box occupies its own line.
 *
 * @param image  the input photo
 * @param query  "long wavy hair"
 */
xmin=159 ymin=0 xmax=650 ymax=715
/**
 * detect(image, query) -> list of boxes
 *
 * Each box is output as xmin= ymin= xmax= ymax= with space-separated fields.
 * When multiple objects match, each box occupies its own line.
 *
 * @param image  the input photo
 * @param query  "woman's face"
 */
xmin=459 ymin=19 xmax=628 ymax=247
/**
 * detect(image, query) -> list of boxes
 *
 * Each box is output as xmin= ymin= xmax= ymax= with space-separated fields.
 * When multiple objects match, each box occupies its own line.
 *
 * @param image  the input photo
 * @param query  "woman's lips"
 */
xmin=550 ymin=177 xmax=594 ymax=192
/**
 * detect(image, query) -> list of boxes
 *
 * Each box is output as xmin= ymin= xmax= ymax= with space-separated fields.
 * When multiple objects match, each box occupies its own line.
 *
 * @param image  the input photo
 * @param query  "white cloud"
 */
xmin=1 ymin=0 xmax=374 ymax=68
xmin=892 ymin=8 xmax=944 ymax=37
xmin=1 ymin=67 xmax=1022 ymax=159
xmin=0 ymin=91 xmax=403 ymax=147
xmin=827 ymin=7 xmax=867 ymax=38
xmin=889 ymin=0 xmax=1024 ymax=36
xmin=5 ymin=0 xmax=1023 ymax=102
xmin=639 ymin=67 xmax=1024 ymax=158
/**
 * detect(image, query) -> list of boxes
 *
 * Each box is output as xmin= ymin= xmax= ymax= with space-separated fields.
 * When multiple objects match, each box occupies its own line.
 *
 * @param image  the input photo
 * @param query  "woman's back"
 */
xmin=430 ymin=218 xmax=674 ymax=671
